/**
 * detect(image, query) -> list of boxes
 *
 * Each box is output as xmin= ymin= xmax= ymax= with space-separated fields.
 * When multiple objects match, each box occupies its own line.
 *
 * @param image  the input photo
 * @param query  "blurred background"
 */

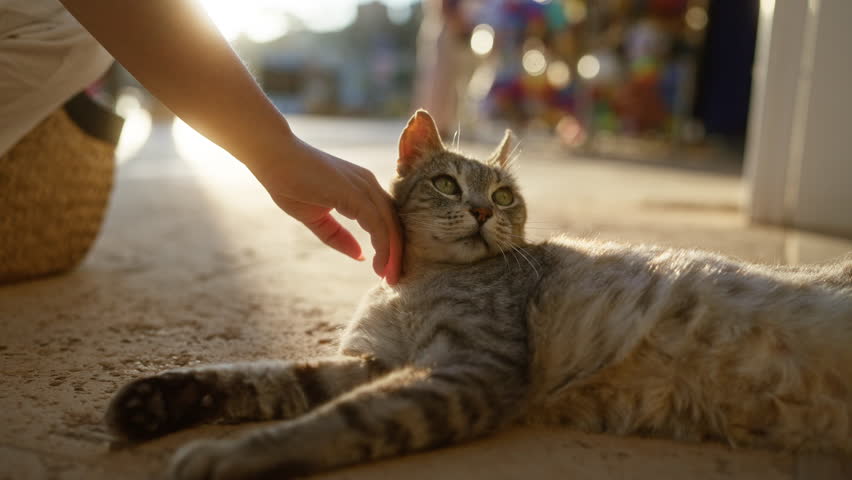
xmin=97 ymin=0 xmax=852 ymax=240
xmin=3 ymin=5 xmax=850 ymax=475
xmin=107 ymin=0 xmax=748 ymax=157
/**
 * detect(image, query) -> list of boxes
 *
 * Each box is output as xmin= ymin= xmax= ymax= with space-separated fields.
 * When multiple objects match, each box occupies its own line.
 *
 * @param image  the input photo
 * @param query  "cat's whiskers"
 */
xmin=452 ymin=122 xmax=460 ymax=150
xmin=498 ymin=239 xmax=540 ymax=278
xmin=494 ymin=237 xmax=523 ymax=271
xmin=492 ymin=236 xmax=511 ymax=270
xmin=397 ymin=220 xmax=432 ymax=227
xmin=511 ymin=245 xmax=540 ymax=278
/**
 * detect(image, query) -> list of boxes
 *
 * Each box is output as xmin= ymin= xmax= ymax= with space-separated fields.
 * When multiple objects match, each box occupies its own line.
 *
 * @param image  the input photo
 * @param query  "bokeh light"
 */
xmin=685 ymin=6 xmax=709 ymax=31
xmin=577 ymin=54 xmax=600 ymax=80
xmin=522 ymin=49 xmax=548 ymax=76
xmin=546 ymin=60 xmax=572 ymax=89
xmin=564 ymin=0 xmax=587 ymax=24
xmin=114 ymin=90 xmax=152 ymax=164
xmin=470 ymin=24 xmax=495 ymax=56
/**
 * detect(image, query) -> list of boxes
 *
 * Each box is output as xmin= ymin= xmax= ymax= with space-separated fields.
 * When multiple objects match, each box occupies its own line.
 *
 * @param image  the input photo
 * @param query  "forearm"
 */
xmin=61 ymin=0 xmax=404 ymax=281
xmin=59 ymin=0 xmax=291 ymax=171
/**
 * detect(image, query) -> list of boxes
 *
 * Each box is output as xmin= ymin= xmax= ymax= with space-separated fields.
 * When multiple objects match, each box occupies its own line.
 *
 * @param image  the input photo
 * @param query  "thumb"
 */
xmin=303 ymin=212 xmax=364 ymax=261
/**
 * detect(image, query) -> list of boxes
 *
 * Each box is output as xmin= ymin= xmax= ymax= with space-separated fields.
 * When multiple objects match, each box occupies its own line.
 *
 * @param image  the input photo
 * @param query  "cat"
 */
xmin=105 ymin=110 xmax=852 ymax=480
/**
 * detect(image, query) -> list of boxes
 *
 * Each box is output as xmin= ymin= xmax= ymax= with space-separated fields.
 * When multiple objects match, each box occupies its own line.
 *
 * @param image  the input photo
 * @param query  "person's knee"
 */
xmin=0 ymin=8 xmax=113 ymax=156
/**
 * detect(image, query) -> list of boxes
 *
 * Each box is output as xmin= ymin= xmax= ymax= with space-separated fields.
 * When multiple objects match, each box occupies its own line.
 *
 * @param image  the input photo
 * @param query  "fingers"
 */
xmin=303 ymin=213 xmax=364 ymax=261
xmin=346 ymin=170 xmax=403 ymax=284
xmin=386 ymin=222 xmax=403 ymax=284
xmin=335 ymin=182 xmax=388 ymax=278
xmin=260 ymin=139 xmax=402 ymax=282
xmin=363 ymin=175 xmax=403 ymax=285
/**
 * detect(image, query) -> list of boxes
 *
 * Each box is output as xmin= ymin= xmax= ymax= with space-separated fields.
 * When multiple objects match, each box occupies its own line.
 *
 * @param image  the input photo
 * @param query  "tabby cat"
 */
xmin=106 ymin=110 xmax=852 ymax=480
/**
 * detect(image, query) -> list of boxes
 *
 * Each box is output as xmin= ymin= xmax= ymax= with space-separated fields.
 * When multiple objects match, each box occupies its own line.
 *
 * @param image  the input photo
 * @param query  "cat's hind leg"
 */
xmin=106 ymin=355 xmax=387 ymax=441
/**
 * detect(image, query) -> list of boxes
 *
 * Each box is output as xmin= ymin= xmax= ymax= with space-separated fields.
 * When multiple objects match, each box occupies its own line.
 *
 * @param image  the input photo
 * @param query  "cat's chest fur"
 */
xmin=339 ymin=255 xmax=538 ymax=369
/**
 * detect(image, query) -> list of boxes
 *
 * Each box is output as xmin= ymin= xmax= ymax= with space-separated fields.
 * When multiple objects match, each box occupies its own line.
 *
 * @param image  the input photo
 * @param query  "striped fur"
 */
xmin=104 ymin=111 xmax=852 ymax=479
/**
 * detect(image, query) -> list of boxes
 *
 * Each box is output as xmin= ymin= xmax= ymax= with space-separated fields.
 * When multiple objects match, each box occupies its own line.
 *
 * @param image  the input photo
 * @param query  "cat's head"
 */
xmin=390 ymin=110 xmax=526 ymax=264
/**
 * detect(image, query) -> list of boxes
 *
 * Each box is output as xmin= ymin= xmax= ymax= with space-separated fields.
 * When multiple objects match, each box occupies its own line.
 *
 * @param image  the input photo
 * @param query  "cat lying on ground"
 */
xmin=105 ymin=110 xmax=852 ymax=480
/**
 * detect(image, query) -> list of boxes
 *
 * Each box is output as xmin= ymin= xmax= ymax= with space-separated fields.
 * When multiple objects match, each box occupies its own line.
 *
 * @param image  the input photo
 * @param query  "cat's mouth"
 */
xmin=459 ymin=230 xmax=490 ymax=248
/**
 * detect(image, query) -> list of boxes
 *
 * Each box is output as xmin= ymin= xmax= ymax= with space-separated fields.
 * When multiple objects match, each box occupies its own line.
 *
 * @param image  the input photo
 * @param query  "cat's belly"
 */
xmin=524 ymin=339 xmax=730 ymax=443
xmin=525 ymin=335 xmax=852 ymax=453
xmin=522 ymin=236 xmax=852 ymax=452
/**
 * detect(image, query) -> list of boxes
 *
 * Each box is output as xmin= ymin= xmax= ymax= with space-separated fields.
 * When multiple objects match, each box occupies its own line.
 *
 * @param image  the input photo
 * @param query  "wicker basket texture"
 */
xmin=0 ymin=108 xmax=115 ymax=283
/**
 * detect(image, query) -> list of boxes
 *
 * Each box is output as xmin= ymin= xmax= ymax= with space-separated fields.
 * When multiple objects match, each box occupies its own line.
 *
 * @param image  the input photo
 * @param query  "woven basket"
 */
xmin=0 ymin=101 xmax=118 ymax=284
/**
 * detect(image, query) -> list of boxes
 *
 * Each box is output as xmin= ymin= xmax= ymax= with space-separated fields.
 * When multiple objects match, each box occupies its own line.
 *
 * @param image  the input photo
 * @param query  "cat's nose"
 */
xmin=469 ymin=207 xmax=493 ymax=225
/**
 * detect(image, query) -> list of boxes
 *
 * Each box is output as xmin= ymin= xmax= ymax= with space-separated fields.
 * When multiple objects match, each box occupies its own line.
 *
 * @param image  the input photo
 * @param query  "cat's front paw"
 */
xmin=105 ymin=371 xmax=221 ymax=441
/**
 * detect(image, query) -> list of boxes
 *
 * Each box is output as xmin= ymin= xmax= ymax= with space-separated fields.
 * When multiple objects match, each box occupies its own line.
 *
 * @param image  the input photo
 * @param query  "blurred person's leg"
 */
xmin=0 ymin=0 xmax=117 ymax=283
xmin=414 ymin=0 xmax=459 ymax=136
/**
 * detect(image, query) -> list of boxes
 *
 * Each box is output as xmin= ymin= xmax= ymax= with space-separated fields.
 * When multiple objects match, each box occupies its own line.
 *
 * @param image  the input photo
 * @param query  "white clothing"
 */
xmin=0 ymin=0 xmax=112 ymax=155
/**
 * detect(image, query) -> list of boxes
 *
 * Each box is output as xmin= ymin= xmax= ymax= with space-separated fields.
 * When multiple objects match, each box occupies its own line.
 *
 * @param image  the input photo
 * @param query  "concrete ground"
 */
xmin=1 ymin=116 xmax=851 ymax=480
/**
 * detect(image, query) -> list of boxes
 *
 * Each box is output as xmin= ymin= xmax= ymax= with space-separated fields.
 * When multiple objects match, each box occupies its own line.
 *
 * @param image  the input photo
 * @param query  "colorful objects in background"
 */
xmin=466 ymin=0 xmax=710 ymax=146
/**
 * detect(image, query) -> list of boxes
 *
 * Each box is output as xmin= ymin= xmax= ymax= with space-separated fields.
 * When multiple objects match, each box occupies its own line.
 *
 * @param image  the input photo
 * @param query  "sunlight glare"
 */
xmin=245 ymin=15 xmax=289 ymax=43
xmin=199 ymin=0 xmax=395 ymax=38
xmin=201 ymin=0 xmax=247 ymax=40
xmin=171 ymin=117 xmax=252 ymax=179
xmin=114 ymin=90 xmax=152 ymax=164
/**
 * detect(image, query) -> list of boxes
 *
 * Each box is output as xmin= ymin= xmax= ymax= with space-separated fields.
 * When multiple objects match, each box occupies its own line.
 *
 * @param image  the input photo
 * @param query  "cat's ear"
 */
xmin=398 ymin=110 xmax=444 ymax=176
xmin=488 ymin=129 xmax=515 ymax=167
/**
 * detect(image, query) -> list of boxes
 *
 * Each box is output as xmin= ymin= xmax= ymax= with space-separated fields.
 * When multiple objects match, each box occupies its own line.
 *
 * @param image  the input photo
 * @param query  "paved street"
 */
xmin=1 ymin=116 xmax=850 ymax=479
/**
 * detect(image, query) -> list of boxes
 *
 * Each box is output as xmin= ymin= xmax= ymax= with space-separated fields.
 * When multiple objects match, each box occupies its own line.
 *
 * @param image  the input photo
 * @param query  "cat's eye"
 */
xmin=492 ymin=188 xmax=514 ymax=206
xmin=432 ymin=175 xmax=460 ymax=195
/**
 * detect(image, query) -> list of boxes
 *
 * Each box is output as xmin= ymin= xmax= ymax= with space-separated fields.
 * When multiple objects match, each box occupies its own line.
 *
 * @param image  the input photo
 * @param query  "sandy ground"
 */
xmin=1 ymin=116 xmax=851 ymax=479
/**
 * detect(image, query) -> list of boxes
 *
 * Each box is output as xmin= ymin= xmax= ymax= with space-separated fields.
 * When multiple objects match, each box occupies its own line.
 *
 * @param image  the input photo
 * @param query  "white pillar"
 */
xmin=744 ymin=0 xmax=852 ymax=238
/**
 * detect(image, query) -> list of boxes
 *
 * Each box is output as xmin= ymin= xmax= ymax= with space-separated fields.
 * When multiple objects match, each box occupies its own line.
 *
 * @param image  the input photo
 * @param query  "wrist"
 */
xmin=240 ymin=116 xmax=298 ymax=176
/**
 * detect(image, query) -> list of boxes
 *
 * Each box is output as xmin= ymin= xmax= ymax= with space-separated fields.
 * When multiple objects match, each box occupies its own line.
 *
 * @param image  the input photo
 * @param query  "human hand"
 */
xmin=249 ymin=135 xmax=402 ymax=285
